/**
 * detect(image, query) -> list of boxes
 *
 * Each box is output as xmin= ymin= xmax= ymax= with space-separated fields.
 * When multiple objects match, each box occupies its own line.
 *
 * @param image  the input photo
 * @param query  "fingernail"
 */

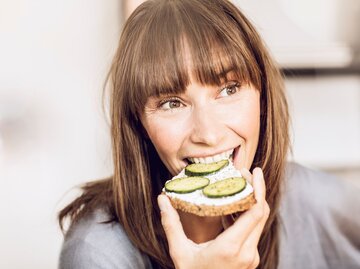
xmin=157 ymin=195 xmax=169 ymax=212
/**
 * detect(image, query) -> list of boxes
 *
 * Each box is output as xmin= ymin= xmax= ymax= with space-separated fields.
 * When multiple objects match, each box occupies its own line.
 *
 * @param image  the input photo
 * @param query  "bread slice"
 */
xmin=163 ymin=160 xmax=256 ymax=216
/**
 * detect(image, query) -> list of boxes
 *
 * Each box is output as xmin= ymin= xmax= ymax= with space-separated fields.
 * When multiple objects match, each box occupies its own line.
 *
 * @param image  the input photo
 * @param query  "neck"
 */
xmin=178 ymin=211 xmax=223 ymax=243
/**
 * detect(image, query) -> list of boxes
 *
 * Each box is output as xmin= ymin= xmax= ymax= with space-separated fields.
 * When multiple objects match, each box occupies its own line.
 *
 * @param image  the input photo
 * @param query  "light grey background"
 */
xmin=0 ymin=0 xmax=359 ymax=268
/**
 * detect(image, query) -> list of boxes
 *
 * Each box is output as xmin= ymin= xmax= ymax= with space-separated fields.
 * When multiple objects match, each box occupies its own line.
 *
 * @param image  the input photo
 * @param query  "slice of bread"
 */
xmin=163 ymin=161 xmax=256 ymax=216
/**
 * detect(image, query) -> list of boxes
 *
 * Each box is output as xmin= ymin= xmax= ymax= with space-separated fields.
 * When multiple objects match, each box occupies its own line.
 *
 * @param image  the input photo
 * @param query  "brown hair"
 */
xmin=58 ymin=1 xmax=289 ymax=268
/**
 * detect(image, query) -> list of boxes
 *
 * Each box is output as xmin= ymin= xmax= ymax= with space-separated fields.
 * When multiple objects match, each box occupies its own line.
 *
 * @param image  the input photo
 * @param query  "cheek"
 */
xmin=226 ymin=96 xmax=260 ymax=140
xmin=225 ymin=92 xmax=260 ymax=169
xmin=143 ymin=116 xmax=186 ymax=160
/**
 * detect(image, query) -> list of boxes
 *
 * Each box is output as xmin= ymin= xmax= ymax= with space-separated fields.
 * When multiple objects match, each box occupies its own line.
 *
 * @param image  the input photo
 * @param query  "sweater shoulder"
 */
xmin=59 ymin=209 xmax=152 ymax=269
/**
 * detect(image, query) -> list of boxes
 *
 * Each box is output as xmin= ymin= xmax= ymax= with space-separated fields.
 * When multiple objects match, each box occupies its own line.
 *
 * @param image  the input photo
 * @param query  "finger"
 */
xmin=252 ymin=167 xmax=266 ymax=201
xmin=241 ymin=169 xmax=270 ymax=250
xmin=216 ymin=205 xmax=263 ymax=246
xmin=157 ymin=195 xmax=188 ymax=248
xmin=240 ymin=168 xmax=253 ymax=184
xmin=239 ymin=215 xmax=267 ymax=269
xmin=216 ymin=168 xmax=267 ymax=245
xmin=241 ymin=201 xmax=270 ymax=250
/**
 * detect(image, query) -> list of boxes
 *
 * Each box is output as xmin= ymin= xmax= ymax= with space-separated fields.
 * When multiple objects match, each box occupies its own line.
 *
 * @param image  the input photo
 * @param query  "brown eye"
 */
xmin=219 ymin=82 xmax=240 ymax=97
xmin=226 ymin=86 xmax=237 ymax=95
xmin=169 ymin=100 xmax=181 ymax=108
xmin=159 ymin=98 xmax=184 ymax=110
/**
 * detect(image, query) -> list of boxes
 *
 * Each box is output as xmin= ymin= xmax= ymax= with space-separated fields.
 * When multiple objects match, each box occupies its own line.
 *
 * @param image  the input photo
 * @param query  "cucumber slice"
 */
xmin=185 ymin=160 xmax=229 ymax=176
xmin=203 ymin=177 xmax=246 ymax=198
xmin=165 ymin=176 xmax=210 ymax=194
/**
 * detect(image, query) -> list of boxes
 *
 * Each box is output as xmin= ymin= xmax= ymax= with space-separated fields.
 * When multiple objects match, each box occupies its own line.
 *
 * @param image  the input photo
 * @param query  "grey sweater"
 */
xmin=59 ymin=163 xmax=360 ymax=268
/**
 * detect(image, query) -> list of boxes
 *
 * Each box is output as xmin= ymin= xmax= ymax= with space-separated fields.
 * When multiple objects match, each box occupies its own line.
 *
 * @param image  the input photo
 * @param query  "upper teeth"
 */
xmin=188 ymin=149 xmax=234 ymax=164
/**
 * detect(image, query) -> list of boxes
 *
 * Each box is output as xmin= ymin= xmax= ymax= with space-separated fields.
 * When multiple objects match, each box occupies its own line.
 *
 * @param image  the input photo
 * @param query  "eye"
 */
xmin=218 ymin=82 xmax=241 ymax=97
xmin=159 ymin=98 xmax=184 ymax=110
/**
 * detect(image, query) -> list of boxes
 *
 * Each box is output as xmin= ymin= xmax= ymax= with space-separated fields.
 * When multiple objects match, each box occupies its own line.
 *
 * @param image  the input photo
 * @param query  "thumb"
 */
xmin=158 ymin=195 xmax=188 ymax=248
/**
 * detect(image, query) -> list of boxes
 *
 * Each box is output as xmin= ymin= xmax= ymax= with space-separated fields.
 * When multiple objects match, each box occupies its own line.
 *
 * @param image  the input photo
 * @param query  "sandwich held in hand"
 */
xmin=163 ymin=156 xmax=256 ymax=216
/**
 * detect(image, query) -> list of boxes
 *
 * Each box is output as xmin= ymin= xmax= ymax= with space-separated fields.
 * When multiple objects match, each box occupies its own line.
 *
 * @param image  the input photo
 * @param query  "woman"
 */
xmin=58 ymin=0 xmax=360 ymax=268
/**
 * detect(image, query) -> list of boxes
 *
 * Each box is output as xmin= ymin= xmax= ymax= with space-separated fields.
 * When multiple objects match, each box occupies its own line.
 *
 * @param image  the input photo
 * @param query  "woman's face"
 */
xmin=141 ymin=73 xmax=260 ymax=176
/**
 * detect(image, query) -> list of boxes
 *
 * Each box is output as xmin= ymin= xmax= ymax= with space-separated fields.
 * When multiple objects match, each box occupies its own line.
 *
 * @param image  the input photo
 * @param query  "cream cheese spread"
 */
xmin=164 ymin=161 xmax=254 ymax=206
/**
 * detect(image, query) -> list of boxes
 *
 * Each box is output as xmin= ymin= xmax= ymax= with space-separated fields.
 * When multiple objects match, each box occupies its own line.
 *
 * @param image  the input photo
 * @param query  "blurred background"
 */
xmin=0 ymin=0 xmax=359 ymax=268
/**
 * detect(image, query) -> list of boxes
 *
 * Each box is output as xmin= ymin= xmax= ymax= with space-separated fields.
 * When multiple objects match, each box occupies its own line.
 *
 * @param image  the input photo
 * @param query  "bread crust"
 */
xmin=166 ymin=192 xmax=256 ymax=216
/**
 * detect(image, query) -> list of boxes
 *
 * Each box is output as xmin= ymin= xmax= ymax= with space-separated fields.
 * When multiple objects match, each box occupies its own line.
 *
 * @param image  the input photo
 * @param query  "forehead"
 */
xmin=180 ymin=40 xmax=239 ymax=85
xmin=141 ymin=37 xmax=251 ymax=99
xmin=125 ymin=0 xmax=262 ymax=112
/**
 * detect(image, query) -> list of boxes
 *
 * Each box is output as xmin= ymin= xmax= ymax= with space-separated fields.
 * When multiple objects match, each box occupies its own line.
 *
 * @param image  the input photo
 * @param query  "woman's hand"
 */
xmin=157 ymin=168 xmax=270 ymax=269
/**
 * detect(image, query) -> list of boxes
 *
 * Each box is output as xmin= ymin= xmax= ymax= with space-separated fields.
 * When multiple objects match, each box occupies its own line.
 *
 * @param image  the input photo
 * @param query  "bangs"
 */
xmin=124 ymin=0 xmax=262 ymax=114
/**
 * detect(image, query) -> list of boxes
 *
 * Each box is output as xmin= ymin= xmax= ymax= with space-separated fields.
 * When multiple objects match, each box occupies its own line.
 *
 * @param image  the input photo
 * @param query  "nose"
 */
xmin=189 ymin=106 xmax=225 ymax=146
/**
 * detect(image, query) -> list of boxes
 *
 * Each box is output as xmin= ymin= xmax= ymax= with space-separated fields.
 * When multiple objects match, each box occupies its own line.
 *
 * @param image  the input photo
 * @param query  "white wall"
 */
xmin=233 ymin=0 xmax=360 ymax=170
xmin=233 ymin=0 xmax=357 ymax=68
xmin=0 ymin=1 xmax=121 ymax=268
xmin=286 ymin=76 xmax=360 ymax=169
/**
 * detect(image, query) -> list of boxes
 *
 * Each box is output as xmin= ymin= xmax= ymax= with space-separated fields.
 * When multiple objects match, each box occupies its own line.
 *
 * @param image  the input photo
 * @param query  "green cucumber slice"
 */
xmin=165 ymin=176 xmax=210 ymax=194
xmin=185 ymin=160 xmax=229 ymax=176
xmin=203 ymin=177 xmax=246 ymax=198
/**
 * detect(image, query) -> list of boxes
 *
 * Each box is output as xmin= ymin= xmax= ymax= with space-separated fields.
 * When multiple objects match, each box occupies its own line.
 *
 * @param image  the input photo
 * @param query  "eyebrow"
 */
xmin=214 ymin=67 xmax=237 ymax=80
xmin=148 ymin=86 xmax=185 ymax=99
xmin=147 ymin=66 xmax=239 ymax=99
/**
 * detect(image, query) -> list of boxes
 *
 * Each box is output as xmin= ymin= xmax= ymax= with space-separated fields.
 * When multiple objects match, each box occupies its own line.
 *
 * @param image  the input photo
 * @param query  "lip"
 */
xmin=184 ymin=146 xmax=241 ymax=164
xmin=231 ymin=145 xmax=242 ymax=168
xmin=186 ymin=148 xmax=236 ymax=159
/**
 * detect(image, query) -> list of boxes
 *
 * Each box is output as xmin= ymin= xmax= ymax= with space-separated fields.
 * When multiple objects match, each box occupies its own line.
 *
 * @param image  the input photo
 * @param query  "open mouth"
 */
xmin=186 ymin=148 xmax=235 ymax=164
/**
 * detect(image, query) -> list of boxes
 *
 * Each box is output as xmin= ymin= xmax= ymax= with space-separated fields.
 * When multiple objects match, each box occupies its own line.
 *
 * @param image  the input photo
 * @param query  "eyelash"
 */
xmin=157 ymin=97 xmax=183 ymax=110
xmin=156 ymin=81 xmax=242 ymax=110
xmin=218 ymin=81 xmax=241 ymax=97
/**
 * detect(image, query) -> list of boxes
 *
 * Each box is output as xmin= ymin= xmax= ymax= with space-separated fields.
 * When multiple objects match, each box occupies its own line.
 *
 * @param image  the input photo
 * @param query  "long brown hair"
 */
xmin=58 ymin=1 xmax=290 ymax=268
